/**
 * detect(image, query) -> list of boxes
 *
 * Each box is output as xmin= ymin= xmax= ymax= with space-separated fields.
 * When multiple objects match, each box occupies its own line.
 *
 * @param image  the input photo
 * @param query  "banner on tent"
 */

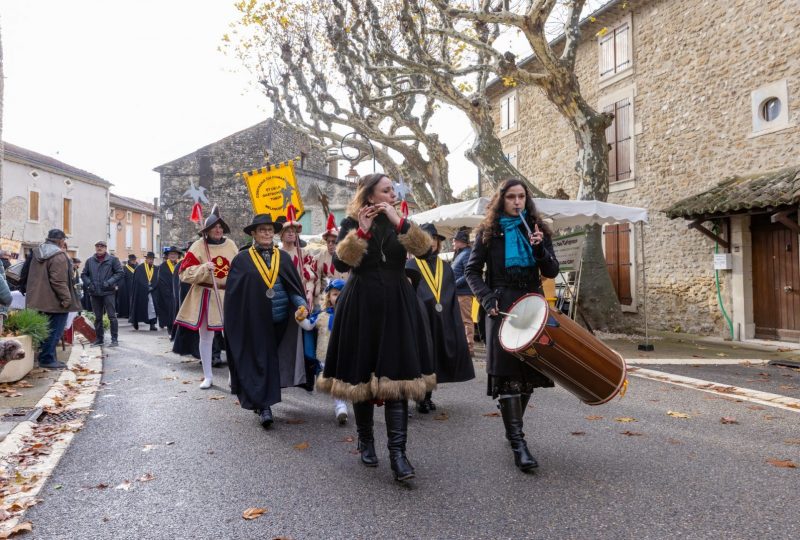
xmin=552 ymin=231 xmax=586 ymax=271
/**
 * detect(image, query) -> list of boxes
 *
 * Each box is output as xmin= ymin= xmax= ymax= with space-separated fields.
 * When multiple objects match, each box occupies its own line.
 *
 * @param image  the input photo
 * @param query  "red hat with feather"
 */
xmin=322 ymin=213 xmax=338 ymax=239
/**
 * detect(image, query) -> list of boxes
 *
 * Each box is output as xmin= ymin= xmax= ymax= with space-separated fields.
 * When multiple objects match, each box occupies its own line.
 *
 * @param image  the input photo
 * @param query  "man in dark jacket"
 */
xmin=25 ymin=229 xmax=82 ymax=369
xmin=81 ymin=240 xmax=124 ymax=347
xmin=450 ymin=228 xmax=475 ymax=356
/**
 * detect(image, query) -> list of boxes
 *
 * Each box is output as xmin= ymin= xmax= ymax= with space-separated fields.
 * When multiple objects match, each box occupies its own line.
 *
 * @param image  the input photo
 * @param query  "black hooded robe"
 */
xmin=115 ymin=263 xmax=136 ymax=319
xmin=224 ymin=247 xmax=307 ymax=410
xmin=154 ymin=261 xmax=180 ymax=329
xmin=406 ymin=254 xmax=475 ymax=384
xmin=128 ymin=263 xmax=158 ymax=325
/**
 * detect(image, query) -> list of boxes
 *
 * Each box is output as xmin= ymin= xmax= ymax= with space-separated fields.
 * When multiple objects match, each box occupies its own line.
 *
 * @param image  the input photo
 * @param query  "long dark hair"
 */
xmin=480 ymin=178 xmax=551 ymax=244
xmin=346 ymin=173 xmax=390 ymax=218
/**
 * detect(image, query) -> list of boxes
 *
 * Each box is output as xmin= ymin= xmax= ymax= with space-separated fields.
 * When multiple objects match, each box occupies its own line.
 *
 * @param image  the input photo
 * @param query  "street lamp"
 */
xmin=164 ymin=208 xmax=174 ymax=221
xmin=116 ymin=221 xmax=123 ymax=232
xmin=345 ymin=166 xmax=360 ymax=184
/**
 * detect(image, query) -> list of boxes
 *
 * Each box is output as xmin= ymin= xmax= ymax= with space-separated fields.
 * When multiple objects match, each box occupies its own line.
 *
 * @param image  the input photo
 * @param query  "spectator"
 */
xmin=0 ymin=258 xmax=12 ymax=333
xmin=81 ymin=240 xmax=124 ymax=347
xmin=24 ymin=229 xmax=82 ymax=369
xmin=450 ymin=229 xmax=475 ymax=356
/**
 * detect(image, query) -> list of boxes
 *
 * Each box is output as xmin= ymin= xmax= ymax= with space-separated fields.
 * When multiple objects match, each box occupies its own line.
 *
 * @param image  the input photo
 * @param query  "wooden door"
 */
xmin=604 ymin=224 xmax=633 ymax=306
xmin=751 ymin=214 xmax=800 ymax=340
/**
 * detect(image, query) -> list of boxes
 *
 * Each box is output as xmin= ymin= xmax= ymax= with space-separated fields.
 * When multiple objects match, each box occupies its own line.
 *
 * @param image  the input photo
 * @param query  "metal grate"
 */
xmin=38 ymin=409 xmax=85 ymax=424
xmin=1 ymin=407 xmax=34 ymax=420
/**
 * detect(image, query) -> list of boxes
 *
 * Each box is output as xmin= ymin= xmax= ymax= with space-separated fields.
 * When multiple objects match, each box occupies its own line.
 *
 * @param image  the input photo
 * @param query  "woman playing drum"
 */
xmin=465 ymin=178 xmax=560 ymax=472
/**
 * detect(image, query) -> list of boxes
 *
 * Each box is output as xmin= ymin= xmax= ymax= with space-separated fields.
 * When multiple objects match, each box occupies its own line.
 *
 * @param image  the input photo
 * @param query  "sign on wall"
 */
xmin=552 ymin=231 xmax=586 ymax=271
xmin=241 ymin=159 xmax=304 ymax=220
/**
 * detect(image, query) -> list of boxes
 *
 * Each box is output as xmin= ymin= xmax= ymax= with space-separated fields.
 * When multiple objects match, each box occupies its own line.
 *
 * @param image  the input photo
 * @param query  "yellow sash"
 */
xmin=125 ymin=264 xmax=135 ymax=273
xmin=248 ymin=246 xmax=280 ymax=290
xmin=416 ymin=256 xmax=443 ymax=305
xmin=144 ymin=263 xmax=154 ymax=283
xmin=166 ymin=260 xmax=175 ymax=273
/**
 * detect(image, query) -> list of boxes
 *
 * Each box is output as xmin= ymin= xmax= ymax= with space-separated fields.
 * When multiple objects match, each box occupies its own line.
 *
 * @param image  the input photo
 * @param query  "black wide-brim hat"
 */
xmin=243 ymin=213 xmax=284 ymax=236
xmin=145 ymin=251 xmax=156 ymax=259
xmin=164 ymin=246 xmax=182 ymax=255
xmin=420 ymin=222 xmax=446 ymax=241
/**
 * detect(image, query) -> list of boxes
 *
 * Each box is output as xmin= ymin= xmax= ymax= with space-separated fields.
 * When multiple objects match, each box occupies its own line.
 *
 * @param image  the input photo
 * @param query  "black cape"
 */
xmin=171 ymin=281 xmax=200 ymax=356
xmin=115 ymin=263 xmax=136 ymax=319
xmin=224 ymin=247 xmax=307 ymax=410
xmin=128 ymin=263 xmax=158 ymax=324
xmin=154 ymin=261 xmax=180 ymax=329
xmin=406 ymin=254 xmax=475 ymax=384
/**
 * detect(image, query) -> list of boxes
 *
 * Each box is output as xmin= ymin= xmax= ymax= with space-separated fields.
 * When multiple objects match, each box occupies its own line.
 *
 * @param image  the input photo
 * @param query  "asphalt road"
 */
xmin=26 ymin=325 xmax=800 ymax=539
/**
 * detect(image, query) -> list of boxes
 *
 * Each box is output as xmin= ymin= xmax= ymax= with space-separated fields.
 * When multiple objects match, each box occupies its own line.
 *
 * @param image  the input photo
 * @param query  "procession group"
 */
xmin=90 ymin=175 xmax=560 ymax=481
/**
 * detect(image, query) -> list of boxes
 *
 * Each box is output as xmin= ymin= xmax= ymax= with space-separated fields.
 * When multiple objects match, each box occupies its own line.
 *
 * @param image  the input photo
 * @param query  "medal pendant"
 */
xmin=266 ymin=288 xmax=276 ymax=299
xmin=435 ymin=303 xmax=443 ymax=313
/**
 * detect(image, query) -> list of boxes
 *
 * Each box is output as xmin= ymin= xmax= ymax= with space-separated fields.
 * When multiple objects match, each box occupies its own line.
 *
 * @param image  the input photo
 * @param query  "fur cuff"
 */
xmin=398 ymin=223 xmax=433 ymax=257
xmin=335 ymin=229 xmax=368 ymax=268
xmin=317 ymin=372 xmax=437 ymax=403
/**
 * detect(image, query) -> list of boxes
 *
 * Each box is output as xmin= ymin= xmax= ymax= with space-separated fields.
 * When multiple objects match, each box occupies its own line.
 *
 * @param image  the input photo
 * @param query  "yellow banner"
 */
xmin=241 ymin=159 xmax=304 ymax=220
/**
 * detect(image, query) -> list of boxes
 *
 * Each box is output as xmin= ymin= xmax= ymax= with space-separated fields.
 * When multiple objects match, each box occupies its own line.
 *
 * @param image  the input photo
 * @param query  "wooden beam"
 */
xmin=770 ymin=210 xmax=800 ymax=234
xmin=688 ymin=220 xmax=730 ymax=249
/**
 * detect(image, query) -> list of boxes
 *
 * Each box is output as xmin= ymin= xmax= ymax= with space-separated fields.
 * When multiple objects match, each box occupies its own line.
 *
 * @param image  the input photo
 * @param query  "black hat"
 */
xmin=199 ymin=204 xmax=231 ymax=235
xmin=164 ymin=246 xmax=182 ymax=255
xmin=145 ymin=251 xmax=156 ymax=259
xmin=128 ymin=254 xmax=138 ymax=261
xmin=243 ymin=213 xmax=284 ymax=235
xmin=420 ymin=223 xmax=445 ymax=241
xmin=453 ymin=229 xmax=471 ymax=244
xmin=47 ymin=229 xmax=67 ymax=241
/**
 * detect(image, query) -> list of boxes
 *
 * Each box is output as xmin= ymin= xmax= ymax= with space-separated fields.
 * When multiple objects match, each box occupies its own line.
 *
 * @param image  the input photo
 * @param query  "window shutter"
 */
xmin=126 ymin=226 xmax=133 ymax=248
xmin=604 ymin=104 xmax=617 ymax=182
xmin=599 ymin=33 xmax=615 ymax=76
xmin=108 ymin=223 xmax=117 ymax=251
xmin=140 ymin=228 xmax=147 ymax=250
xmin=29 ymin=191 xmax=40 ymax=221
xmin=615 ymin=24 xmax=630 ymax=71
xmin=500 ymin=98 xmax=509 ymax=130
xmin=509 ymin=93 xmax=517 ymax=129
xmin=616 ymin=98 xmax=632 ymax=180
xmin=63 ymin=199 xmax=72 ymax=234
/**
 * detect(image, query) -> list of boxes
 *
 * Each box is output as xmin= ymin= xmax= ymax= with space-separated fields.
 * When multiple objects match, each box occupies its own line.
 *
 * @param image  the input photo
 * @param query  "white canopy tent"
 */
xmin=409 ymin=197 xmax=653 ymax=348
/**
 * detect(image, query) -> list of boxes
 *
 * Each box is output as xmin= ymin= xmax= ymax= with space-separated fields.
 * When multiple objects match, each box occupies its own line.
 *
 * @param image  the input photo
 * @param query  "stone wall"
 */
xmin=489 ymin=0 xmax=800 ymax=336
xmin=156 ymin=119 xmax=355 ymax=248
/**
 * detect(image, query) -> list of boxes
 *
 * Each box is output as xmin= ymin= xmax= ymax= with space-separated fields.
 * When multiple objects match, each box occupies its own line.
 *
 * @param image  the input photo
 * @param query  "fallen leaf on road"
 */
xmin=293 ymin=442 xmax=310 ymax=450
xmin=92 ymin=483 xmax=109 ymax=489
xmin=766 ymin=458 xmax=796 ymax=469
xmin=136 ymin=473 xmax=155 ymax=483
xmin=586 ymin=415 xmax=603 ymax=420
xmin=747 ymin=405 xmax=766 ymax=410
xmin=620 ymin=431 xmax=643 ymax=436
xmin=570 ymin=431 xmax=586 ymax=436
xmin=784 ymin=439 xmax=800 ymax=445
xmin=162 ymin=376 xmax=178 ymax=381
xmin=114 ymin=481 xmax=132 ymax=491
xmin=53 ymin=484 xmax=63 ymax=490
xmin=340 ymin=436 xmax=355 ymax=443
xmin=763 ymin=415 xmax=780 ymax=421
xmin=434 ymin=412 xmax=449 ymax=421
xmin=165 ymin=441 xmax=175 ymax=446
xmin=14 ymin=381 xmax=33 ymax=388
xmin=614 ymin=417 xmax=636 ymax=423
xmin=720 ymin=417 xmax=739 ymax=424
xmin=91 ymin=414 xmax=106 ymax=419
xmin=776 ymin=347 xmax=794 ymax=352
xmin=483 ymin=411 xmax=500 ymax=417
xmin=284 ymin=419 xmax=305 ymax=425
xmin=208 ymin=396 xmax=225 ymax=401
xmin=786 ymin=403 xmax=800 ymax=410
xmin=242 ymin=507 xmax=268 ymax=520
xmin=667 ymin=438 xmax=682 ymax=445
xmin=0 ymin=521 xmax=32 ymax=538
xmin=667 ymin=411 xmax=690 ymax=419
xmin=716 ymin=353 xmax=727 ymax=357
xmin=181 ymin=381 xmax=192 ymax=385
xmin=141 ymin=444 xmax=157 ymax=452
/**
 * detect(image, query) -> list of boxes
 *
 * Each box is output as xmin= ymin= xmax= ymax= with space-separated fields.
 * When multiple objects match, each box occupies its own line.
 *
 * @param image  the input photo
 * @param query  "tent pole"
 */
xmin=638 ymin=221 xmax=654 ymax=351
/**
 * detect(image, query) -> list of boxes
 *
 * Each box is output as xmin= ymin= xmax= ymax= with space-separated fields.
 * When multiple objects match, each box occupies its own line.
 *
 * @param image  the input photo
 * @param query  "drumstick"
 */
xmin=498 ymin=311 xmax=518 ymax=319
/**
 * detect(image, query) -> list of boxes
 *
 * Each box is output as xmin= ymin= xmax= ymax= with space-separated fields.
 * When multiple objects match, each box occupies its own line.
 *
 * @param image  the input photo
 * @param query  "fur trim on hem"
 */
xmin=398 ymin=223 xmax=433 ymax=257
xmin=335 ymin=229 xmax=368 ymax=268
xmin=317 ymin=373 xmax=437 ymax=402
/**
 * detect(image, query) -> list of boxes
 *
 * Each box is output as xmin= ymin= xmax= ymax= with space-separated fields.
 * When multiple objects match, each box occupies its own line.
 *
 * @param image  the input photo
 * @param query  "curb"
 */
xmin=629 ymin=367 xmax=800 ymax=413
xmin=0 ymin=344 xmax=104 ymax=535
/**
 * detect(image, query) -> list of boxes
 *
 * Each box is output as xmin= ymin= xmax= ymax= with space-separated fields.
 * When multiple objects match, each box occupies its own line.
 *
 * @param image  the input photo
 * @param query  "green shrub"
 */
xmin=5 ymin=309 xmax=51 ymax=347
xmin=84 ymin=312 xmax=110 ymax=330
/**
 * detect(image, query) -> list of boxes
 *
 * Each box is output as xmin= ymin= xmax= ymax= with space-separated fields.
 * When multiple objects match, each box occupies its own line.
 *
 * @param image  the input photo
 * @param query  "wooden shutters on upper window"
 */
xmin=63 ymin=198 xmax=72 ymax=235
xmin=500 ymin=92 xmax=517 ymax=132
xmin=605 ymin=98 xmax=632 ymax=183
xmin=599 ymin=23 xmax=631 ymax=78
xmin=28 ymin=191 xmax=40 ymax=221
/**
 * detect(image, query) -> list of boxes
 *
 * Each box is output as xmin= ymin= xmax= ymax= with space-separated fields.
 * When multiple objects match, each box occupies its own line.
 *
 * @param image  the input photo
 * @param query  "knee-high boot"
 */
xmin=520 ymin=392 xmax=531 ymax=415
xmin=498 ymin=395 xmax=538 ymax=472
xmin=385 ymin=400 xmax=415 ymax=481
xmin=353 ymin=401 xmax=378 ymax=467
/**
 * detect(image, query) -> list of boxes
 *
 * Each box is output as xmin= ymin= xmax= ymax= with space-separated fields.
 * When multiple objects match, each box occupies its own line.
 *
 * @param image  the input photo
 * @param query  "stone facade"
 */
xmin=155 ymin=119 xmax=355 ymax=248
xmin=488 ymin=0 xmax=800 ymax=337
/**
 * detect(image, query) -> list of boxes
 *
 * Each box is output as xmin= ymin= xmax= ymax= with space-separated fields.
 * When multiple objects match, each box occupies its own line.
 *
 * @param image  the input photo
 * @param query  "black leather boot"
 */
xmin=259 ymin=407 xmax=274 ymax=429
xmin=353 ymin=401 xmax=378 ymax=467
xmin=498 ymin=396 xmax=538 ymax=472
xmin=520 ymin=392 xmax=532 ymax=415
xmin=426 ymin=391 xmax=436 ymax=411
xmin=385 ymin=400 xmax=415 ymax=481
xmin=211 ymin=332 xmax=225 ymax=367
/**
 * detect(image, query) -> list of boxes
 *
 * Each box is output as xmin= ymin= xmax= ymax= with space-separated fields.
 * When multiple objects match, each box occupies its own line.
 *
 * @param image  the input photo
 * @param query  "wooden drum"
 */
xmin=498 ymin=294 xmax=627 ymax=405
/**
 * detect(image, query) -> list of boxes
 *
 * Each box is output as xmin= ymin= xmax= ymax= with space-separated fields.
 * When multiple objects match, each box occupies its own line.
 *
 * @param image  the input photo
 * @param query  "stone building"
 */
xmin=108 ymin=193 xmax=159 ymax=262
xmin=487 ymin=0 xmax=799 ymax=340
xmin=1 ymin=141 xmax=111 ymax=260
xmin=154 ymin=119 xmax=355 ymax=248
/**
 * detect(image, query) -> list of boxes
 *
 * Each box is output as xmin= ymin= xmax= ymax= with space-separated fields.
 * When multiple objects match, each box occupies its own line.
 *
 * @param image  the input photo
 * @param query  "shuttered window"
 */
xmin=500 ymin=91 xmax=517 ymax=132
xmin=28 ymin=190 xmax=40 ymax=222
xmin=604 ymin=224 xmax=633 ymax=306
xmin=63 ymin=198 xmax=72 ymax=235
xmin=605 ymin=98 xmax=632 ymax=183
xmin=599 ymin=23 xmax=631 ymax=78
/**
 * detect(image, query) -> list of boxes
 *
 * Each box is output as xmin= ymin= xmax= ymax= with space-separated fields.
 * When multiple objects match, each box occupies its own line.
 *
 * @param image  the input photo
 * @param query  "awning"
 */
xmin=664 ymin=165 xmax=800 ymax=220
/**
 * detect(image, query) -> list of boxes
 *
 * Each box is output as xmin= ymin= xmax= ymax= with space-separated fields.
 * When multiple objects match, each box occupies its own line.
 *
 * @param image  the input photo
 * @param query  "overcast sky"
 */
xmin=1 ymin=0 xmax=482 ymax=204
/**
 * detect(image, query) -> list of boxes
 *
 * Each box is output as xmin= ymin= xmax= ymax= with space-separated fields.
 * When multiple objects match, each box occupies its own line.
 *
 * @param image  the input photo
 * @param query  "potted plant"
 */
xmin=0 ymin=309 xmax=50 ymax=382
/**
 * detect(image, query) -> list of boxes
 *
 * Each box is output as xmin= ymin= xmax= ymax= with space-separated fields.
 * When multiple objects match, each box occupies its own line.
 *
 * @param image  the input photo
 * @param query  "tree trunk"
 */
xmin=541 ymin=78 xmax=628 ymax=332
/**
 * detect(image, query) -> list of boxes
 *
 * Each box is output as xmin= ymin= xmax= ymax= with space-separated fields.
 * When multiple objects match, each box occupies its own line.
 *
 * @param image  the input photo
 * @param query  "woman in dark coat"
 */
xmin=317 ymin=173 xmax=434 ymax=482
xmin=465 ymin=178 xmax=559 ymax=473
xmin=224 ymin=214 xmax=310 ymax=429
xmin=405 ymin=223 xmax=474 ymax=414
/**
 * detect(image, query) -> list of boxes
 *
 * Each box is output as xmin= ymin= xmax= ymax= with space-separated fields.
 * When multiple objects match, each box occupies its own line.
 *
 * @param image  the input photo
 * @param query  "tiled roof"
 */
xmin=109 ymin=193 xmax=157 ymax=214
xmin=2 ymin=141 xmax=112 ymax=187
xmin=663 ymin=166 xmax=800 ymax=219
